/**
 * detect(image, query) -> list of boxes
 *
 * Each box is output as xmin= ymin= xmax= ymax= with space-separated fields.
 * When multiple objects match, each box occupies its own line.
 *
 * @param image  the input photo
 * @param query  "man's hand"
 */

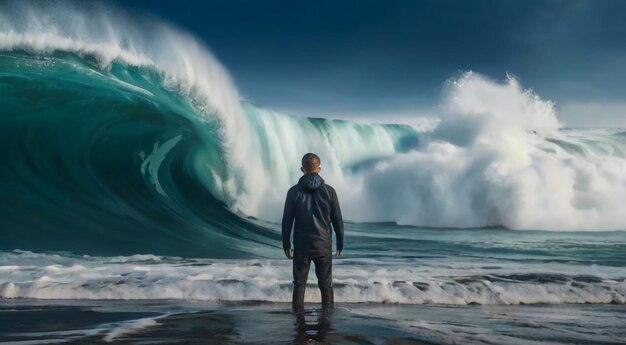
xmin=335 ymin=249 xmax=342 ymax=257
xmin=284 ymin=249 xmax=293 ymax=259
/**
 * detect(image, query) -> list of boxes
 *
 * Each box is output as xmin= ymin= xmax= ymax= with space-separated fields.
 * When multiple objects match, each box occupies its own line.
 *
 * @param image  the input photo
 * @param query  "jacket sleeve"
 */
xmin=330 ymin=187 xmax=344 ymax=251
xmin=281 ymin=188 xmax=295 ymax=250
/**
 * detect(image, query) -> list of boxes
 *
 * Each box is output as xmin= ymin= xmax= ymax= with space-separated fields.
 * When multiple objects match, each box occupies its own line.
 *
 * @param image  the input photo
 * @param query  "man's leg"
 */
xmin=292 ymin=251 xmax=311 ymax=313
xmin=312 ymin=252 xmax=334 ymax=310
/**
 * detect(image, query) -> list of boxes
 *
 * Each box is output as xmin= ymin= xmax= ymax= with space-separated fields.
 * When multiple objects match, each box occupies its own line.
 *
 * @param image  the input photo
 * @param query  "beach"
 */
xmin=2 ymin=299 xmax=624 ymax=344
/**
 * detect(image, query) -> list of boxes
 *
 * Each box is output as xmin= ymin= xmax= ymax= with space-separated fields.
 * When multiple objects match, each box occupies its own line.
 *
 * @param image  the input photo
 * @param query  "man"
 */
xmin=282 ymin=153 xmax=344 ymax=313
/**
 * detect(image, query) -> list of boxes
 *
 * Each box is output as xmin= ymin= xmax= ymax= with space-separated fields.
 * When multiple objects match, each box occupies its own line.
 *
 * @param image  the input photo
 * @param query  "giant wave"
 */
xmin=1 ymin=1 xmax=626 ymax=258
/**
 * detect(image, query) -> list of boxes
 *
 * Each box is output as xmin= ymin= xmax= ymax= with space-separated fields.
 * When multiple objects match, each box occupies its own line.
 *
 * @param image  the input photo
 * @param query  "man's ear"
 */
xmin=300 ymin=167 xmax=304 ymax=173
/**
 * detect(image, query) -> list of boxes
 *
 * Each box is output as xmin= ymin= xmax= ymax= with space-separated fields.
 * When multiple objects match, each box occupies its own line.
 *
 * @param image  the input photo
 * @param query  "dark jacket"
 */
xmin=281 ymin=172 xmax=344 ymax=255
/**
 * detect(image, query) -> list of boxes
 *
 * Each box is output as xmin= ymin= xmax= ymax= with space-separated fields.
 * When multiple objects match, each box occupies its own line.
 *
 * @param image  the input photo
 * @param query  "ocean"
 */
xmin=1 ymin=2 xmax=625 ymax=344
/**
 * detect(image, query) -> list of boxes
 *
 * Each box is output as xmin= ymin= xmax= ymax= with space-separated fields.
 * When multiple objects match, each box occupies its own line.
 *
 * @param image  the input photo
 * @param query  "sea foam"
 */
xmin=1 ymin=251 xmax=624 ymax=305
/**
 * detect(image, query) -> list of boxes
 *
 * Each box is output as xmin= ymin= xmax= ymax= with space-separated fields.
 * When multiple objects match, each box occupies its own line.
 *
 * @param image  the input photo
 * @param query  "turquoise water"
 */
xmin=0 ymin=51 xmax=419 ymax=258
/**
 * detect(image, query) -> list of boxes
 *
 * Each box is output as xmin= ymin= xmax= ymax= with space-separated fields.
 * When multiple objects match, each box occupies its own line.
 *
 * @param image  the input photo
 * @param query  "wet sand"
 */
xmin=1 ymin=299 xmax=624 ymax=344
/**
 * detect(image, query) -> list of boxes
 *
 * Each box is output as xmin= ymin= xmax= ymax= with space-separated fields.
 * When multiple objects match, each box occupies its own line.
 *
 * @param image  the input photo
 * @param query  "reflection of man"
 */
xmin=281 ymin=153 xmax=344 ymax=313
xmin=294 ymin=311 xmax=331 ymax=344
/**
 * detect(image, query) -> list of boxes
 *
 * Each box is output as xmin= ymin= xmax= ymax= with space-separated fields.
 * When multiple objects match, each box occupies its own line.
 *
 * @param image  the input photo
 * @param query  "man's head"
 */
xmin=301 ymin=153 xmax=321 ymax=174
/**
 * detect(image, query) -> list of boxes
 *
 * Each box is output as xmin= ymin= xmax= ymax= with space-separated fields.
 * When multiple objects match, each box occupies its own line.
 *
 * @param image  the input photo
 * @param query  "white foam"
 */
xmin=140 ymin=135 xmax=183 ymax=197
xmin=237 ymin=73 xmax=626 ymax=230
xmin=358 ymin=73 xmax=626 ymax=230
xmin=103 ymin=317 xmax=161 ymax=342
xmin=1 ymin=251 xmax=623 ymax=305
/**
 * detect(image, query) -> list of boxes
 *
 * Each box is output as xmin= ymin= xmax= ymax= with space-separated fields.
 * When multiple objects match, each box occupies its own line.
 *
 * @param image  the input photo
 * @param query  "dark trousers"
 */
xmin=292 ymin=250 xmax=334 ymax=312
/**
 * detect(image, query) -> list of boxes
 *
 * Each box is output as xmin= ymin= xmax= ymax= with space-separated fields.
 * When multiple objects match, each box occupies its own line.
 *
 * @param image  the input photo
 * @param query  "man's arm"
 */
xmin=281 ymin=188 xmax=295 ymax=258
xmin=330 ymin=187 xmax=344 ymax=255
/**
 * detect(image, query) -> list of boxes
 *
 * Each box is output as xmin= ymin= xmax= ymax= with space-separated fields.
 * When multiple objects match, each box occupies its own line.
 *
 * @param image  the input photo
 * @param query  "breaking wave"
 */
xmin=1 ymin=1 xmax=625 ymax=259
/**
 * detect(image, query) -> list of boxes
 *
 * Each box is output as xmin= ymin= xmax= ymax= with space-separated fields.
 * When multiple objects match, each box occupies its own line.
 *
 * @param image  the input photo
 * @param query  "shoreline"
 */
xmin=2 ymin=299 xmax=624 ymax=344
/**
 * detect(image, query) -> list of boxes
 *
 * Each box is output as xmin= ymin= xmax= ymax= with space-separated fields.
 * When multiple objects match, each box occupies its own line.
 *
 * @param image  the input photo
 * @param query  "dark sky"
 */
xmin=121 ymin=0 xmax=626 ymax=127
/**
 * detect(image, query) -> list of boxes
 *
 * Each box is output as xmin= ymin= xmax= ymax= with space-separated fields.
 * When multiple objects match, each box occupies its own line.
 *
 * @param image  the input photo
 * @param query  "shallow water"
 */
xmin=1 ymin=300 xmax=624 ymax=344
xmin=3 ymin=224 xmax=624 ymax=305
xmin=2 ymin=223 xmax=625 ymax=344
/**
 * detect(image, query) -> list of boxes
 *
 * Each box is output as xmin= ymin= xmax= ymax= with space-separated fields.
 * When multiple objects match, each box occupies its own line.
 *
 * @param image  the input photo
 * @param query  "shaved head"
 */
xmin=301 ymin=153 xmax=321 ymax=173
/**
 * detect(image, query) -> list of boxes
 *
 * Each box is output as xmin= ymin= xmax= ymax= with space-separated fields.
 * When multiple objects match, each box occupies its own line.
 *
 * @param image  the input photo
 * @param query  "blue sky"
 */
xmin=122 ymin=0 xmax=626 ymax=127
